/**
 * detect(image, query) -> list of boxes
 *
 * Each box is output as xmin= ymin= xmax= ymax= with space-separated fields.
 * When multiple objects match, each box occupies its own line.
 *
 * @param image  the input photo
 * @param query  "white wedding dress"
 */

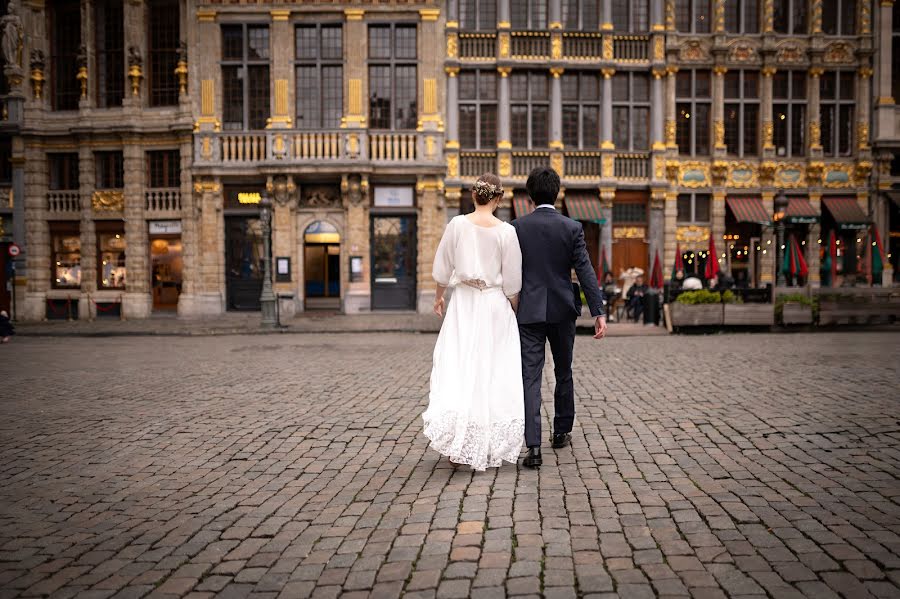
xmin=422 ymin=215 xmax=525 ymax=471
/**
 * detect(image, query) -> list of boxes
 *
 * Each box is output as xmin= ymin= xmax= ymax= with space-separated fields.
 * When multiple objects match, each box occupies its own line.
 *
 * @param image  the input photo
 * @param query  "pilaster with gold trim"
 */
xmin=761 ymin=65 xmax=776 ymax=155
xmin=712 ymin=65 xmax=727 ymax=153
xmin=808 ymin=67 xmax=823 ymax=155
xmin=342 ymin=9 xmax=367 ymax=130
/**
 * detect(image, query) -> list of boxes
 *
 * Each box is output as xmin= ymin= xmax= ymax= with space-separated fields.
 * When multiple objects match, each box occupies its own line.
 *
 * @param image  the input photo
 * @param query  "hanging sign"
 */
xmin=374 ymin=187 xmax=414 ymax=207
xmin=149 ymin=220 xmax=182 ymax=235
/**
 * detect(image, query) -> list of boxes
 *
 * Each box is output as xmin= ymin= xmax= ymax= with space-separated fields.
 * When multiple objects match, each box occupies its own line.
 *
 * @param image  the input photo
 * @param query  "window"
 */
xmin=222 ymin=24 xmax=270 ymax=130
xmin=772 ymin=71 xmax=806 ymax=157
xmin=95 ymin=0 xmax=124 ymax=107
xmin=675 ymin=0 xmax=711 ymax=33
xmin=893 ymin=3 xmax=900 ymax=101
xmin=148 ymin=0 xmax=180 ymax=106
xmin=0 ymin=139 xmax=11 ymax=184
xmin=820 ymin=71 xmax=854 ymax=157
xmin=95 ymin=151 xmax=124 ymax=189
xmin=459 ymin=70 xmax=497 ymax=149
xmin=676 ymin=70 xmax=711 ymax=156
xmin=822 ymin=0 xmax=856 ymax=35
xmin=724 ymin=70 xmax=759 ymax=156
xmin=368 ymin=24 xmax=417 ymax=130
xmin=612 ymin=72 xmax=650 ymax=151
xmin=147 ymin=150 xmax=180 ymax=188
xmin=562 ymin=72 xmax=600 ymax=149
xmin=612 ymin=0 xmax=649 ymax=32
xmin=49 ymin=0 xmax=82 ymax=110
xmin=97 ymin=222 xmax=126 ymax=289
xmin=563 ymin=0 xmax=600 ymax=30
xmin=49 ymin=153 xmax=80 ymax=190
xmin=296 ymin=24 xmax=343 ymax=129
xmin=612 ymin=201 xmax=647 ymax=223
xmin=677 ymin=193 xmax=711 ymax=223
xmin=510 ymin=71 xmax=549 ymax=148
xmin=460 ymin=0 xmax=497 ymax=30
xmin=50 ymin=222 xmax=82 ymax=289
xmin=773 ymin=0 xmax=807 ymax=33
xmin=725 ymin=0 xmax=759 ymax=33
xmin=511 ymin=0 xmax=548 ymax=29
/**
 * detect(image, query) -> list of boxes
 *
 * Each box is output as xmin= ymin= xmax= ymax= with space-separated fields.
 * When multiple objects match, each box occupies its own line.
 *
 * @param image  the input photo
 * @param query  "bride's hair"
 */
xmin=472 ymin=173 xmax=503 ymax=206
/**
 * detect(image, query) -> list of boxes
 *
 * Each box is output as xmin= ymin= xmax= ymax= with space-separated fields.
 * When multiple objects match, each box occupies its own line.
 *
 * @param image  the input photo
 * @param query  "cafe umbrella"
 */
xmin=870 ymin=226 xmax=885 ymax=281
xmin=704 ymin=235 xmax=720 ymax=282
xmin=781 ymin=234 xmax=809 ymax=280
xmin=650 ymin=249 xmax=664 ymax=289
xmin=672 ymin=243 xmax=684 ymax=279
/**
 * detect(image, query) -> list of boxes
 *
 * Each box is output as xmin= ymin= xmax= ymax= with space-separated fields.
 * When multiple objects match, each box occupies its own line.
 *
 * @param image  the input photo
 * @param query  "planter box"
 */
xmin=669 ymin=303 xmax=723 ymax=327
xmin=818 ymin=301 xmax=900 ymax=325
xmin=781 ymin=303 xmax=813 ymax=325
xmin=723 ymin=303 xmax=774 ymax=326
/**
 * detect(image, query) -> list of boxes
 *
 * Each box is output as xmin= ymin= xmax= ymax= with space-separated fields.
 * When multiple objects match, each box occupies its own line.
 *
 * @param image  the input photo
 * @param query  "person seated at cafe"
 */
xmin=734 ymin=270 xmax=749 ymax=289
xmin=626 ymin=274 xmax=649 ymax=322
xmin=711 ymin=271 xmax=734 ymax=292
xmin=601 ymin=272 xmax=617 ymax=320
xmin=682 ymin=274 xmax=703 ymax=290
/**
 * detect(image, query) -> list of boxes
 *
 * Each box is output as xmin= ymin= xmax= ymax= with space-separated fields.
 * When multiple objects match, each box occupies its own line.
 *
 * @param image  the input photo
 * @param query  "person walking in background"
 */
xmin=0 ymin=310 xmax=14 ymax=343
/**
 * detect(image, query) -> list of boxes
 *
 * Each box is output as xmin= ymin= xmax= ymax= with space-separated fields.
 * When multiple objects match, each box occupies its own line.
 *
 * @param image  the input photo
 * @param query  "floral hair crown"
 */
xmin=473 ymin=179 xmax=503 ymax=201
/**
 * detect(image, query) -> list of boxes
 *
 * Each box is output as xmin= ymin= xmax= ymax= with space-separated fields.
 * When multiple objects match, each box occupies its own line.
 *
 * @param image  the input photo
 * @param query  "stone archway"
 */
xmin=297 ymin=213 xmax=345 ymax=312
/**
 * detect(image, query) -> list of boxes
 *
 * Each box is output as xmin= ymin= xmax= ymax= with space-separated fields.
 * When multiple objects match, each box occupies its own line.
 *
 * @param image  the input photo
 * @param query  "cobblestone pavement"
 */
xmin=1 ymin=332 xmax=898 ymax=599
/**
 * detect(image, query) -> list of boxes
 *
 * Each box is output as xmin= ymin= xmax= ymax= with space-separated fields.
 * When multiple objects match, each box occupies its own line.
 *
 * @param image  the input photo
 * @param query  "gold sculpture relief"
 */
xmin=763 ymin=0 xmax=774 ymax=31
xmin=447 ymin=33 xmax=457 ymax=59
xmin=665 ymin=0 xmax=675 ymax=29
xmin=613 ymin=226 xmax=646 ymax=239
xmin=498 ymin=153 xmax=511 ymax=177
xmin=92 ymin=190 xmax=125 ymax=212
xmin=762 ymin=121 xmax=774 ymax=150
xmin=806 ymin=161 xmax=825 ymax=185
xmin=447 ymin=153 xmax=459 ymax=178
xmin=714 ymin=120 xmax=725 ymax=149
xmin=811 ymin=0 xmax=823 ymax=33
xmin=860 ymin=0 xmax=871 ymax=34
xmin=653 ymin=36 xmax=664 ymax=61
xmin=602 ymin=36 xmax=613 ymax=60
xmin=665 ymin=120 xmax=677 ymax=147
xmin=678 ymin=161 xmax=710 ymax=187
xmin=758 ymin=161 xmax=776 ymax=186
xmin=823 ymin=41 xmax=854 ymax=64
xmin=676 ymin=225 xmax=711 ymax=243
xmin=854 ymin=161 xmax=873 ymax=186
xmin=711 ymin=161 xmax=729 ymax=186
xmin=550 ymin=153 xmax=564 ymax=176
xmin=858 ymin=122 xmax=870 ymax=148
xmin=809 ymin=121 xmax=822 ymax=150
xmin=551 ymin=34 xmax=562 ymax=59
xmin=29 ymin=50 xmax=44 ymax=100
xmin=499 ymin=32 xmax=510 ymax=58
xmin=602 ymin=154 xmax=614 ymax=178
xmin=714 ymin=0 xmax=725 ymax=32
xmin=665 ymin=160 xmax=680 ymax=182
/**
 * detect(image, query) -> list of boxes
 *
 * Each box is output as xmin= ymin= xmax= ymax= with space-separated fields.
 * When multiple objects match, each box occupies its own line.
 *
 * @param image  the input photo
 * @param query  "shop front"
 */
xmin=224 ymin=188 xmax=265 ymax=311
xmin=781 ymin=196 xmax=819 ymax=287
xmin=303 ymin=220 xmax=341 ymax=311
xmin=821 ymin=196 xmax=870 ymax=287
xmin=149 ymin=220 xmax=183 ymax=311
xmin=725 ymin=196 xmax=771 ymax=288
xmin=371 ymin=186 xmax=417 ymax=311
xmin=611 ymin=191 xmax=649 ymax=280
xmin=563 ymin=189 xmax=606 ymax=277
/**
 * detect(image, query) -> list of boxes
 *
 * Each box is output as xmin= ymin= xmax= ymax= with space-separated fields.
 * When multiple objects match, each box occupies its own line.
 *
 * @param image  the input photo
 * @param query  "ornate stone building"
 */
xmin=2 ymin=0 xmax=893 ymax=321
xmin=873 ymin=0 xmax=898 ymax=283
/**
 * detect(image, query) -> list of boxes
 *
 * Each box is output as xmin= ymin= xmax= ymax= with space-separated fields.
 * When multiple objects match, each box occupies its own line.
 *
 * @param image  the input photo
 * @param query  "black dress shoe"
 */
xmin=551 ymin=433 xmax=571 ymax=449
xmin=523 ymin=447 xmax=542 ymax=468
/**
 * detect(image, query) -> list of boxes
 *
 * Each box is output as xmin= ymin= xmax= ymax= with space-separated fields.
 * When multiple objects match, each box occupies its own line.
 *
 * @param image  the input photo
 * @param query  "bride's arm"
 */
xmin=508 ymin=294 xmax=519 ymax=313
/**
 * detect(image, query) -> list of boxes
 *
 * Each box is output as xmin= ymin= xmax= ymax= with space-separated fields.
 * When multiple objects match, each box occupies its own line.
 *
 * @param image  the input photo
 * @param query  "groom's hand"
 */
xmin=593 ymin=316 xmax=607 ymax=340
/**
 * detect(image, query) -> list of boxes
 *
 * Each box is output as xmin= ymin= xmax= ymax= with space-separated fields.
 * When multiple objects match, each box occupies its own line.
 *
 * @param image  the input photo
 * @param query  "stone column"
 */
xmin=664 ymin=191 xmax=678 ymax=282
xmin=712 ymin=65 xmax=727 ymax=154
xmin=550 ymin=67 xmax=564 ymax=148
xmin=343 ymin=9 xmax=367 ymax=131
xmin=857 ymin=65 xmax=873 ymax=151
xmin=269 ymin=175 xmax=298 ymax=317
xmin=874 ymin=0 xmax=895 ymax=142
xmin=651 ymin=0 xmax=665 ymax=28
xmin=123 ymin=0 xmax=146 ymax=110
xmin=78 ymin=146 xmax=95 ymax=320
xmin=761 ymin=66 xmax=776 ymax=156
xmin=759 ymin=191 xmax=776 ymax=286
xmin=189 ymin=178 xmax=225 ymax=316
xmin=601 ymin=0 xmax=612 ymax=29
xmin=549 ymin=0 xmax=561 ymax=26
xmin=807 ymin=210 xmax=822 ymax=288
xmin=649 ymin=190 xmax=666 ymax=278
xmin=22 ymin=146 xmax=49 ymax=321
xmin=447 ymin=0 xmax=459 ymax=23
xmin=269 ymin=9 xmax=294 ymax=131
xmin=498 ymin=67 xmax=511 ymax=146
xmin=193 ymin=9 xmax=222 ymax=135
xmin=342 ymin=174 xmax=370 ymax=313
xmin=808 ymin=67 xmax=823 ymax=155
xmin=713 ymin=0 xmax=726 ymax=32
xmin=651 ymin=69 xmax=665 ymax=147
xmin=176 ymin=135 xmax=196 ymax=317
xmin=79 ymin=0 xmax=95 ymax=110
xmin=11 ymin=145 xmax=25 ymax=271
xmin=711 ymin=190 xmax=726 ymax=278
xmin=665 ymin=67 xmax=678 ymax=149
xmin=416 ymin=177 xmax=443 ymax=313
xmin=122 ymin=140 xmax=151 ymax=318
xmin=446 ymin=67 xmax=459 ymax=145
xmin=600 ymin=68 xmax=614 ymax=147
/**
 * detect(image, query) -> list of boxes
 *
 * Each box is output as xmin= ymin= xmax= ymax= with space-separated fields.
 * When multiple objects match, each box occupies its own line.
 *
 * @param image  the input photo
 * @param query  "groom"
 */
xmin=512 ymin=166 xmax=607 ymax=468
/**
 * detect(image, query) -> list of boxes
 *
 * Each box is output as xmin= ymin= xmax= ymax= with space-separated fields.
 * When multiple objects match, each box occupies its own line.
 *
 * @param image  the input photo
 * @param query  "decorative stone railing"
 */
xmin=510 ymin=31 xmax=550 ymax=59
xmin=460 ymin=151 xmax=497 ymax=178
xmin=564 ymin=152 xmax=602 ymax=178
xmin=562 ymin=33 xmax=603 ymax=60
xmin=195 ymin=130 xmax=442 ymax=167
xmin=47 ymin=191 xmax=80 ymax=212
xmin=613 ymin=35 xmax=649 ymax=61
xmin=614 ymin=152 xmax=650 ymax=179
xmin=369 ymin=132 xmax=417 ymax=161
xmin=145 ymin=188 xmax=182 ymax=213
xmin=459 ymin=32 xmax=496 ymax=60
xmin=221 ymin=133 xmax=267 ymax=163
xmin=512 ymin=151 xmax=550 ymax=177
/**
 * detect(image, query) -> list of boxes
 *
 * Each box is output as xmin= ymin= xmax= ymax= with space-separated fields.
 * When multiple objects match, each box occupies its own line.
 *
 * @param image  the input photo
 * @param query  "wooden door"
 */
xmin=612 ymin=237 xmax=649 ymax=279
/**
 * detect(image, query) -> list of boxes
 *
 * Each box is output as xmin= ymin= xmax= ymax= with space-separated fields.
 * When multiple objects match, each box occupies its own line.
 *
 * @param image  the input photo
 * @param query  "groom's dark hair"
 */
xmin=526 ymin=166 xmax=560 ymax=206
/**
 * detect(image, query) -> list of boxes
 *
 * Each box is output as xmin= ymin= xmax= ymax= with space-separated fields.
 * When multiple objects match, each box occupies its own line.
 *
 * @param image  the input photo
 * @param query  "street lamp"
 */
xmin=258 ymin=193 xmax=277 ymax=327
xmin=774 ymin=189 xmax=788 ymax=287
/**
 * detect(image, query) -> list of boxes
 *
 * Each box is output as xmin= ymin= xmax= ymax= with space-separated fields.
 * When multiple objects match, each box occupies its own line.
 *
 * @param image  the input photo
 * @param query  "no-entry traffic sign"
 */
xmin=7 ymin=243 xmax=20 ymax=257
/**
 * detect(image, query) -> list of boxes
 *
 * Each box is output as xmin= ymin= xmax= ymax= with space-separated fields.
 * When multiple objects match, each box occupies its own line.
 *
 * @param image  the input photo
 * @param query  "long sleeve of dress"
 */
xmin=432 ymin=218 xmax=456 ymax=286
xmin=501 ymin=226 xmax=523 ymax=298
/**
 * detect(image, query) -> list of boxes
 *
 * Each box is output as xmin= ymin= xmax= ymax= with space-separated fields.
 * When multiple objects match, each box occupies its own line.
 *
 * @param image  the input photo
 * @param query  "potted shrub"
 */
xmin=669 ymin=290 xmax=723 ymax=327
xmin=776 ymin=293 xmax=815 ymax=325
xmin=723 ymin=290 xmax=774 ymax=326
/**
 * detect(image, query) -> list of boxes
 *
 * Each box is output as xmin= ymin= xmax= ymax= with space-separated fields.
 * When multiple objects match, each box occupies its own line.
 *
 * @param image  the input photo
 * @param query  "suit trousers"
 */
xmin=519 ymin=319 xmax=577 ymax=448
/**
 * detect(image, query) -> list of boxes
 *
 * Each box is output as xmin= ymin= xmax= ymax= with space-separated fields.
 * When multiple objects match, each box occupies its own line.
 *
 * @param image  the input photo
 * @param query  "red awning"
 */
xmin=822 ymin=197 xmax=869 ymax=230
xmin=784 ymin=197 xmax=819 ymax=224
xmin=565 ymin=196 xmax=606 ymax=224
xmin=512 ymin=195 xmax=534 ymax=218
xmin=726 ymin=197 xmax=771 ymax=225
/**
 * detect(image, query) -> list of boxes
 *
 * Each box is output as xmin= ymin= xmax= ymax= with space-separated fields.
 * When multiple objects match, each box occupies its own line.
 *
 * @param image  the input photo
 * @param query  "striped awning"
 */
xmin=565 ymin=196 xmax=606 ymax=224
xmin=784 ymin=197 xmax=819 ymax=224
xmin=823 ymin=197 xmax=870 ymax=230
xmin=512 ymin=196 xmax=534 ymax=218
xmin=726 ymin=197 xmax=771 ymax=225
xmin=886 ymin=191 xmax=900 ymax=209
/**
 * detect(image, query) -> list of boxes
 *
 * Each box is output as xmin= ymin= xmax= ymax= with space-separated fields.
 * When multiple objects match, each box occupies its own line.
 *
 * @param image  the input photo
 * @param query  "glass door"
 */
xmin=371 ymin=215 xmax=417 ymax=310
xmin=225 ymin=216 xmax=264 ymax=311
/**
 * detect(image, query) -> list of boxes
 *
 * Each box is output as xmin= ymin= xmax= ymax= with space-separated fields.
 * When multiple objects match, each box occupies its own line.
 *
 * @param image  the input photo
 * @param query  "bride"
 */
xmin=422 ymin=173 xmax=525 ymax=471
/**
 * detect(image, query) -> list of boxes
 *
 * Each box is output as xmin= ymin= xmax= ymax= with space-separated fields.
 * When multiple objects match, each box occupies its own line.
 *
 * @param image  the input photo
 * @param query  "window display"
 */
xmin=97 ymin=224 xmax=127 ymax=289
xmin=51 ymin=224 xmax=81 ymax=288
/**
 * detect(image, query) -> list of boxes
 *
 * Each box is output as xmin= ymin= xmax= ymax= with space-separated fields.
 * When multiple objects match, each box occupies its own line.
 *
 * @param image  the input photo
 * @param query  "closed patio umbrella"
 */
xmin=650 ymin=250 xmax=664 ymax=289
xmin=871 ymin=227 xmax=885 ymax=281
xmin=704 ymin=236 xmax=720 ymax=281
xmin=672 ymin=243 xmax=684 ymax=279
xmin=781 ymin=234 xmax=808 ymax=280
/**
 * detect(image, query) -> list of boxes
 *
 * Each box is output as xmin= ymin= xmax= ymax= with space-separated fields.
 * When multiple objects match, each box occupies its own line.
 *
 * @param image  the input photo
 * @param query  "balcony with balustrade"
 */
xmin=145 ymin=188 xmax=182 ymax=219
xmin=193 ymin=130 xmax=444 ymax=171
xmin=46 ymin=191 xmax=81 ymax=215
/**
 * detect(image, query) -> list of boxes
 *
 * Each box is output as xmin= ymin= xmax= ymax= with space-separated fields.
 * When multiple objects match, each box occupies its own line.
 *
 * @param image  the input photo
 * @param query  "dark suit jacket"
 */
xmin=512 ymin=207 xmax=605 ymax=325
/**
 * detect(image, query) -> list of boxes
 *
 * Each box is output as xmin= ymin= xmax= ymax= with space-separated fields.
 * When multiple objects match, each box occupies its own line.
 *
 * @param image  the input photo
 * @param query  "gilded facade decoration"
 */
xmin=758 ymin=161 xmax=776 ymax=186
xmin=498 ymin=153 xmax=511 ymax=177
xmin=601 ymin=154 xmax=614 ymax=178
xmin=550 ymin=152 xmax=563 ymax=176
xmin=809 ymin=121 xmax=822 ymax=150
xmin=300 ymin=185 xmax=340 ymax=208
xmin=665 ymin=120 xmax=677 ymax=147
xmin=711 ymin=161 xmax=729 ymax=186
xmin=127 ymin=46 xmax=142 ymax=96
xmin=726 ymin=162 xmax=758 ymax=188
xmin=446 ymin=152 xmax=459 ymax=178
xmin=602 ymin=36 xmax=613 ymax=60
xmin=680 ymin=40 xmax=709 ymax=62
xmin=676 ymin=225 xmax=711 ymax=243
xmin=29 ymin=48 xmax=43 ymax=100
xmin=728 ymin=41 xmax=757 ymax=63
xmin=854 ymin=161 xmax=873 ymax=186
xmin=175 ymin=42 xmax=188 ymax=95
xmin=266 ymin=175 xmax=297 ymax=207
xmin=446 ymin=33 xmax=457 ymax=59
xmin=762 ymin=121 xmax=774 ymax=150
xmin=653 ymin=36 xmax=664 ymax=61
xmin=76 ymin=44 xmax=88 ymax=99
xmin=713 ymin=120 xmax=725 ymax=149
xmin=678 ymin=161 xmax=710 ymax=188
xmin=806 ymin=161 xmax=825 ymax=185
xmin=498 ymin=32 xmax=510 ymax=58
xmin=823 ymin=41 xmax=855 ymax=64
xmin=551 ymin=34 xmax=562 ymax=59
xmin=775 ymin=42 xmax=806 ymax=64
xmin=665 ymin=160 xmax=680 ymax=182
xmin=823 ymin=164 xmax=855 ymax=188
xmin=92 ymin=191 xmax=125 ymax=212
xmin=773 ymin=163 xmax=807 ymax=188
xmin=858 ymin=122 xmax=870 ymax=148
xmin=613 ymin=226 xmax=646 ymax=239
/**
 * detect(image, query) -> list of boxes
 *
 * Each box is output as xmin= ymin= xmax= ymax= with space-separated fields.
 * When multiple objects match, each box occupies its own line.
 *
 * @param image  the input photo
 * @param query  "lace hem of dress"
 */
xmin=422 ymin=410 xmax=524 ymax=471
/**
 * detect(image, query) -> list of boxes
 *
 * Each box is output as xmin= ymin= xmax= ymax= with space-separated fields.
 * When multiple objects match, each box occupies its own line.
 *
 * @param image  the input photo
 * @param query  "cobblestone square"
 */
xmin=1 ymin=331 xmax=898 ymax=599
